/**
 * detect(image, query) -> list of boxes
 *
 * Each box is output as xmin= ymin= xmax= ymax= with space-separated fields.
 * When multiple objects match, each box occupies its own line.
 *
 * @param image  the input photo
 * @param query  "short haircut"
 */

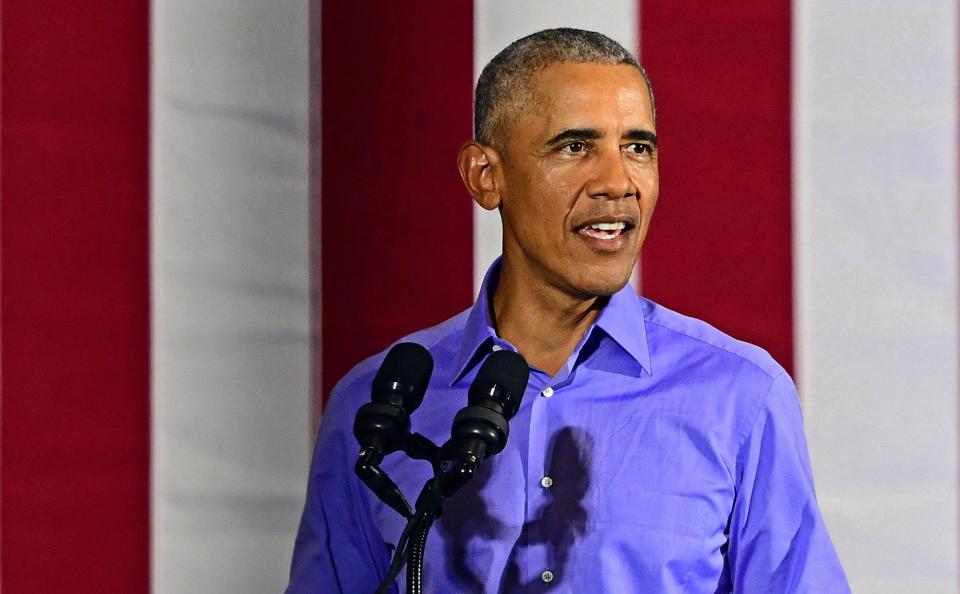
xmin=474 ymin=28 xmax=654 ymax=150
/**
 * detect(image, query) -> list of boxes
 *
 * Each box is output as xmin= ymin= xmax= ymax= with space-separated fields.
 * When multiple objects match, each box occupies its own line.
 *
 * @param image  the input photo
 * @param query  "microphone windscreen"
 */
xmin=471 ymin=350 xmax=530 ymax=419
xmin=372 ymin=342 xmax=434 ymax=411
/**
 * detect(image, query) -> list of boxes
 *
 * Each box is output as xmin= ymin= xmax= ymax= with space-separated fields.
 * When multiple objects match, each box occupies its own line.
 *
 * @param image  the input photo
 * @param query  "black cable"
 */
xmin=375 ymin=511 xmax=424 ymax=594
xmin=369 ymin=350 xmax=529 ymax=593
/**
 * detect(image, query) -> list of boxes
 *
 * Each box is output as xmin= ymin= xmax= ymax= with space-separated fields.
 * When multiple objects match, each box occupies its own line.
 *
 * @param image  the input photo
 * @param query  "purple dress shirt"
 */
xmin=287 ymin=260 xmax=849 ymax=593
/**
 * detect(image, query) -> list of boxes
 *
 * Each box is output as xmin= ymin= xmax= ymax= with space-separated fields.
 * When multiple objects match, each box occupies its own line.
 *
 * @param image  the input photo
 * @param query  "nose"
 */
xmin=586 ymin=147 xmax=635 ymax=200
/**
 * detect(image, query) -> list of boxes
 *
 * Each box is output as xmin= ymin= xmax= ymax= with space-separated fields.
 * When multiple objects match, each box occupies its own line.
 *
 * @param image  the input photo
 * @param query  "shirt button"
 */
xmin=540 ymin=476 xmax=553 ymax=488
xmin=541 ymin=387 xmax=554 ymax=398
xmin=491 ymin=344 xmax=502 ymax=352
xmin=541 ymin=570 xmax=554 ymax=583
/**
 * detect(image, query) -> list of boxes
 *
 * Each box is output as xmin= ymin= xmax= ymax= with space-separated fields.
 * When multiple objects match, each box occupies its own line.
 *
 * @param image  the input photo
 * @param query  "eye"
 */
xmin=625 ymin=142 xmax=652 ymax=155
xmin=562 ymin=141 xmax=586 ymax=153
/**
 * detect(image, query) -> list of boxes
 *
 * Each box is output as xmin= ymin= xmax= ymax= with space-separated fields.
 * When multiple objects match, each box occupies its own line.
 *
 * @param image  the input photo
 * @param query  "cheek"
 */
xmin=525 ymin=176 xmax=578 ymax=228
xmin=534 ymin=159 xmax=584 ymax=201
xmin=642 ymin=183 xmax=659 ymax=210
xmin=632 ymin=168 xmax=659 ymax=206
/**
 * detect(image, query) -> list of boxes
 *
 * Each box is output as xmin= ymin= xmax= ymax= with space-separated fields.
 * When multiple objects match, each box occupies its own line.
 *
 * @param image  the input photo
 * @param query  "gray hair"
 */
xmin=474 ymin=27 xmax=654 ymax=150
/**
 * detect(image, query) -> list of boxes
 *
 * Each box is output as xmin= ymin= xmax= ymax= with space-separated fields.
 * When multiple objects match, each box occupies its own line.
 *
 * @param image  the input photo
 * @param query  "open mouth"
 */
xmin=575 ymin=220 xmax=634 ymax=242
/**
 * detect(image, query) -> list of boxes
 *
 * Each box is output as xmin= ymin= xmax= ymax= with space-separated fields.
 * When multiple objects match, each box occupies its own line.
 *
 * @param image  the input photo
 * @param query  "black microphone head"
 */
xmin=468 ymin=350 xmax=529 ymax=419
xmin=372 ymin=342 xmax=434 ymax=412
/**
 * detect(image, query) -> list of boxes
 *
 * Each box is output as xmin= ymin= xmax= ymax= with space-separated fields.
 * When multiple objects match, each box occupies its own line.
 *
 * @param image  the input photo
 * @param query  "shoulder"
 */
xmin=639 ymin=297 xmax=793 ymax=435
xmin=637 ymin=297 xmax=799 ymax=464
xmin=640 ymin=296 xmax=785 ymax=381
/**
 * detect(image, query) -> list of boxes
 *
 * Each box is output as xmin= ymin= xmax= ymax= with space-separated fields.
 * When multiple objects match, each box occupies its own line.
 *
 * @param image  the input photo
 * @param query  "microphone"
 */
xmin=353 ymin=342 xmax=434 ymax=518
xmin=377 ymin=350 xmax=530 ymax=594
xmin=450 ymin=349 xmax=530 ymax=464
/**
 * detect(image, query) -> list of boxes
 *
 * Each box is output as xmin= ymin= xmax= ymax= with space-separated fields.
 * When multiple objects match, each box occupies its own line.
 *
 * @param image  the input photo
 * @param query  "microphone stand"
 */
xmin=374 ymin=442 xmax=482 ymax=594
xmin=362 ymin=349 xmax=528 ymax=594
xmin=405 ymin=451 xmax=483 ymax=594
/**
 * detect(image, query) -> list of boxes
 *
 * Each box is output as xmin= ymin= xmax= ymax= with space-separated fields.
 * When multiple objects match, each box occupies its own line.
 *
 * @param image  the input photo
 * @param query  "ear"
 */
xmin=457 ymin=141 xmax=502 ymax=211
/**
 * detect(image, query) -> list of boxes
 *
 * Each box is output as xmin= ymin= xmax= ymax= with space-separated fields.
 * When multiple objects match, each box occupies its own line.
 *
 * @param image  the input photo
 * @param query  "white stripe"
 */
xmin=794 ymin=2 xmax=959 ymax=591
xmin=472 ymin=1 xmax=639 ymax=294
xmin=151 ymin=1 xmax=310 ymax=592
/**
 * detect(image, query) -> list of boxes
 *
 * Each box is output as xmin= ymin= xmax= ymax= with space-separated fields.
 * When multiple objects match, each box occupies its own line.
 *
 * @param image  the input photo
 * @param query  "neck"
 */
xmin=491 ymin=258 xmax=605 ymax=377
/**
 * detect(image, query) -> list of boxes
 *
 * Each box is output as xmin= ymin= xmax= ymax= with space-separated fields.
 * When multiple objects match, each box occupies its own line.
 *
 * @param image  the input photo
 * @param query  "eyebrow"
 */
xmin=544 ymin=128 xmax=601 ymax=147
xmin=544 ymin=127 xmax=658 ymax=147
xmin=623 ymin=129 xmax=658 ymax=147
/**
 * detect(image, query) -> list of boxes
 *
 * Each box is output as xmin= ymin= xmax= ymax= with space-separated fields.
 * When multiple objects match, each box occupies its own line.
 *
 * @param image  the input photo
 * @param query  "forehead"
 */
xmin=526 ymin=62 xmax=654 ymax=133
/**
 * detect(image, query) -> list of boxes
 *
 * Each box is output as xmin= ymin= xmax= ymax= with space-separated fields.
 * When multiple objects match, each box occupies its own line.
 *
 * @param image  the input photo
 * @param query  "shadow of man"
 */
xmin=439 ymin=426 xmax=594 ymax=593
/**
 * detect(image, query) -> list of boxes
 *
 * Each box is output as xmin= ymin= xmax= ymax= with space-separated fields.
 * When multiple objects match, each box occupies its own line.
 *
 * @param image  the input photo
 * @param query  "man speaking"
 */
xmin=287 ymin=28 xmax=849 ymax=593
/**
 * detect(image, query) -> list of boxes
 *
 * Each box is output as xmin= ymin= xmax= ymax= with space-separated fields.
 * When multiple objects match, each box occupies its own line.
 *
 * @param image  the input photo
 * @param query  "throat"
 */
xmin=518 ymin=347 xmax=575 ymax=378
xmin=491 ymin=268 xmax=604 ymax=378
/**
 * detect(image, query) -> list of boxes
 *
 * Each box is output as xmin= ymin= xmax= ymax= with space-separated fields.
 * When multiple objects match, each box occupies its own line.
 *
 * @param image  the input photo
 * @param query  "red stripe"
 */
xmin=318 ymin=3 xmax=475 ymax=410
xmin=0 ymin=1 xmax=150 ymax=591
xmin=638 ymin=1 xmax=794 ymax=374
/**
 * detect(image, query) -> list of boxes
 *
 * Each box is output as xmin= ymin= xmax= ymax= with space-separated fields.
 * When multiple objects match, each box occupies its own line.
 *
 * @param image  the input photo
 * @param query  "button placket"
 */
xmin=526 ymin=379 xmax=552 ymax=587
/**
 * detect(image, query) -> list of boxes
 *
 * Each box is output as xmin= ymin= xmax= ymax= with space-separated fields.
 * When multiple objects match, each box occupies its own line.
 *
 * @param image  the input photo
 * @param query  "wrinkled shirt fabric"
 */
xmin=287 ymin=260 xmax=850 ymax=593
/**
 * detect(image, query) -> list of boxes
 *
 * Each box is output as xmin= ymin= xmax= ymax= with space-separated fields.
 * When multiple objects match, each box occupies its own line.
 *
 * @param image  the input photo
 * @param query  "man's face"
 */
xmin=496 ymin=62 xmax=659 ymax=298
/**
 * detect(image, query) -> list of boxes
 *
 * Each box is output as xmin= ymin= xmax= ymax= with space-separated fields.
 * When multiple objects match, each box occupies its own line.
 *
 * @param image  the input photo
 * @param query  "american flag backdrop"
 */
xmin=1 ymin=1 xmax=957 ymax=593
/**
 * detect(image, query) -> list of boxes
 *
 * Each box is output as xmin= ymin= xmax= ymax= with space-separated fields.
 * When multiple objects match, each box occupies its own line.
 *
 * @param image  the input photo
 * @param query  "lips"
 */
xmin=579 ymin=221 xmax=627 ymax=240
xmin=574 ymin=217 xmax=635 ymax=238
xmin=573 ymin=218 xmax=636 ymax=252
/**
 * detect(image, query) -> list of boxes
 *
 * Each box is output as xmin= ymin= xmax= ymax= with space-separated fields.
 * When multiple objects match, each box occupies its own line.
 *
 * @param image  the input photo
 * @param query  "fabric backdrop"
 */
xmin=1 ymin=1 xmax=957 ymax=593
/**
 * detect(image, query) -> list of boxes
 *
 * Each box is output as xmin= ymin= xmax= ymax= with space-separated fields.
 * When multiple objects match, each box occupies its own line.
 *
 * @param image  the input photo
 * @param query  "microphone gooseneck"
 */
xmin=399 ymin=349 xmax=530 ymax=594
xmin=370 ymin=347 xmax=530 ymax=594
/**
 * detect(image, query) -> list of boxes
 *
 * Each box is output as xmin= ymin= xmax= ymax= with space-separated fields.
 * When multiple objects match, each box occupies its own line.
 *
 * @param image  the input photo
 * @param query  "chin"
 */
xmin=570 ymin=263 xmax=634 ymax=297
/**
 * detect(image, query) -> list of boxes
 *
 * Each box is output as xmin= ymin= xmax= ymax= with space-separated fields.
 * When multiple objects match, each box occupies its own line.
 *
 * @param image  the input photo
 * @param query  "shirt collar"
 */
xmin=449 ymin=258 xmax=652 ymax=385
xmin=450 ymin=258 xmax=503 ymax=385
xmin=592 ymin=277 xmax=652 ymax=376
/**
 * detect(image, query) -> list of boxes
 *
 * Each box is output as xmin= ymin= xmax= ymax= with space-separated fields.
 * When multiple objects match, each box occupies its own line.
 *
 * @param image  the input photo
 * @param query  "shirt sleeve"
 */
xmin=285 ymin=384 xmax=393 ymax=594
xmin=727 ymin=372 xmax=851 ymax=593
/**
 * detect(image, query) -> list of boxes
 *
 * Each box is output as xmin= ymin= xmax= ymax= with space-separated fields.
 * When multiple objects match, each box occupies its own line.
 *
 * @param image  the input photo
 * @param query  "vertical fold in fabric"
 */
xmin=638 ymin=1 xmax=794 ymax=374
xmin=1 ymin=1 xmax=151 ymax=591
xmin=320 ymin=2 xmax=474 ymax=404
xmin=151 ymin=1 xmax=311 ymax=592
xmin=309 ymin=0 xmax=324 ymax=433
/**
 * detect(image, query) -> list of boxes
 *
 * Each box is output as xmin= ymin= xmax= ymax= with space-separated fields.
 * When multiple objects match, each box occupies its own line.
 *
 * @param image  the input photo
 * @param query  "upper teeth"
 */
xmin=589 ymin=222 xmax=625 ymax=231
